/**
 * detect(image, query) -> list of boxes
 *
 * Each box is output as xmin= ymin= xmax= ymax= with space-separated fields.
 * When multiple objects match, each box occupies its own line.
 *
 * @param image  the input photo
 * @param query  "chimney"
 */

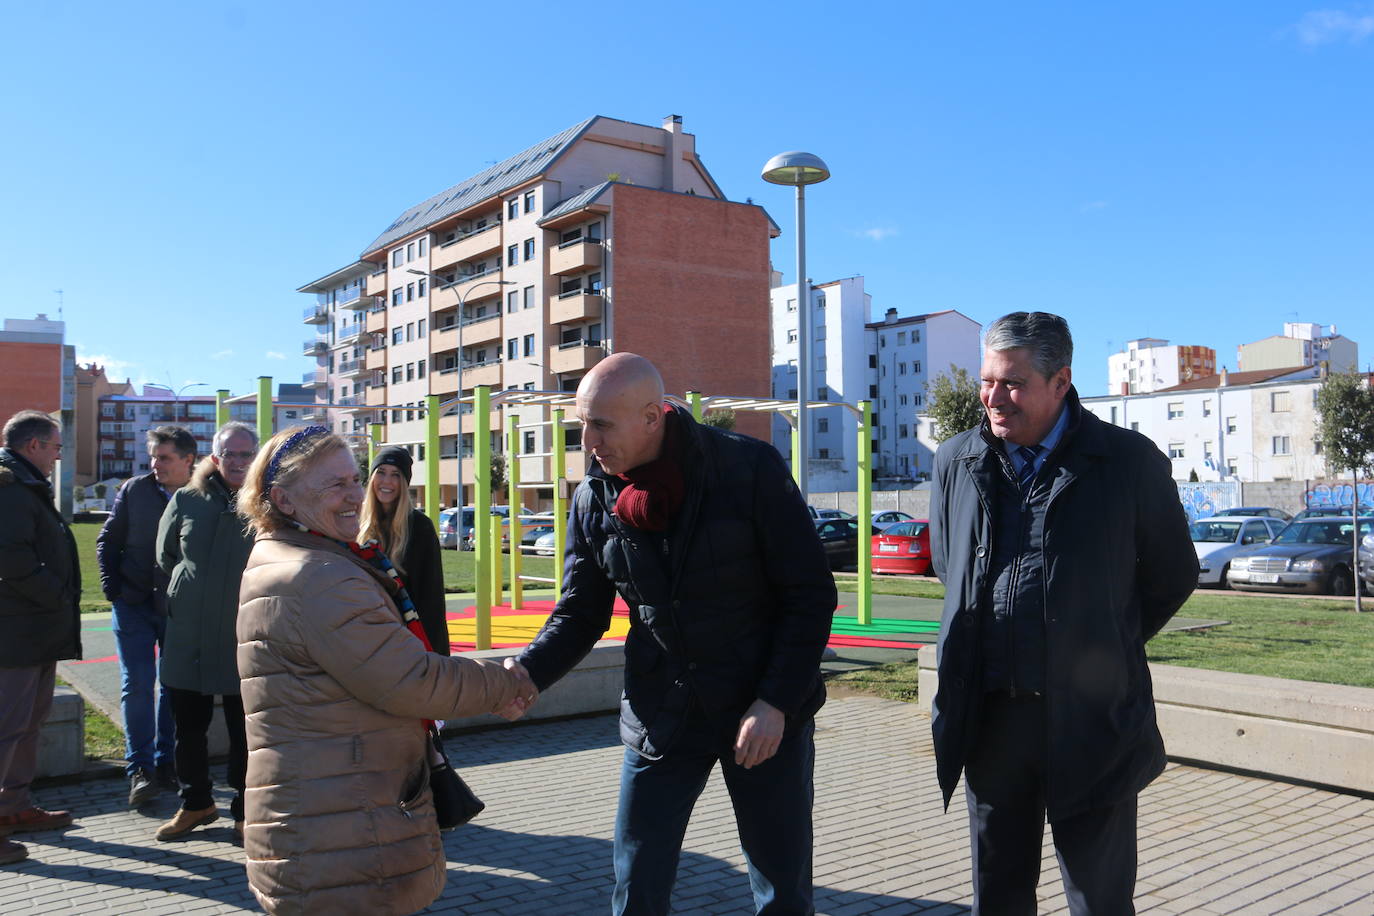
xmin=1219 ymin=367 xmax=1229 ymax=387
xmin=661 ymin=115 xmax=684 ymax=192
xmin=885 ymin=308 xmax=898 ymax=325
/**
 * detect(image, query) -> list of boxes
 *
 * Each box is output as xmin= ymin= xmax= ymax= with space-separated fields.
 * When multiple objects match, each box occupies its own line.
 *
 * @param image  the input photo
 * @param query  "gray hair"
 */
xmin=213 ymin=421 xmax=258 ymax=456
xmin=146 ymin=425 xmax=197 ymax=459
xmin=983 ymin=312 xmax=1073 ymax=379
xmin=3 ymin=410 xmax=60 ymax=450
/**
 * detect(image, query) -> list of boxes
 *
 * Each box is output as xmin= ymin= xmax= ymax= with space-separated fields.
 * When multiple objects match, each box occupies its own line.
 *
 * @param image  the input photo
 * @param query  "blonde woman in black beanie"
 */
xmin=357 ymin=445 xmax=450 ymax=655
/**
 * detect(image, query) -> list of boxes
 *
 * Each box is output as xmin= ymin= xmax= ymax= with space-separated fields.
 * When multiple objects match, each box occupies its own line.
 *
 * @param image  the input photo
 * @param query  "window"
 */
xmin=914 ymin=394 xmax=924 ymax=406
xmin=913 ymin=360 xmax=921 ymax=373
xmin=507 ymin=244 xmax=518 ymax=267
xmin=507 ymin=290 xmax=518 ymax=313
xmin=417 ymin=360 xmax=425 ymax=379
xmin=1272 ymin=435 xmax=1291 ymax=456
xmin=869 ymin=385 xmax=878 ymax=398
xmin=392 ymin=249 xmax=403 ymax=268
xmin=1226 ymin=416 xmax=1238 ymax=434
xmin=818 ymin=448 xmax=830 ymax=459
xmin=523 ymin=286 xmax=535 ymax=309
xmin=1202 ymin=399 xmax=1211 ymax=417
xmin=418 ymin=238 xmax=427 ymax=257
xmin=507 ymin=338 xmax=518 ymax=361
xmin=1168 ymin=402 xmax=1184 ymax=419
xmin=899 ymin=363 xmax=907 ymax=376
xmin=406 ymin=322 xmax=415 ymax=342
xmin=417 ymin=319 xmax=426 ymax=338
xmin=787 ymin=329 xmax=797 ymax=343
xmin=1168 ymin=443 xmax=1185 ymax=459
xmin=523 ymin=334 xmax=535 ymax=357
xmin=392 ymin=367 xmax=403 ymax=384
xmin=899 ymin=424 xmax=909 ymax=439
xmin=817 ymin=417 xmax=829 ymax=433
xmin=899 ymin=394 xmax=908 ymax=406
xmin=1226 ymin=457 xmax=1238 ymax=475
xmin=392 ymin=289 xmax=403 ymax=308
xmin=816 ymin=387 xmax=827 ymax=401
xmin=1271 ymin=391 xmax=1291 ymax=412
xmin=786 ymin=299 xmax=797 ymax=312
xmin=508 ymin=199 xmax=519 ymax=219
xmin=523 ymin=431 xmax=535 ymax=454
xmin=898 ymin=332 xmax=906 ymax=345
xmin=405 ymin=364 xmax=414 ymax=382
xmin=1110 ymin=406 xmax=1118 ymax=424
xmin=417 ymin=278 xmax=427 ymax=297
xmin=815 ymin=293 xmax=826 ymax=308
xmin=1130 ymin=422 xmax=1140 ymax=432
xmin=523 ymin=238 xmax=535 ymax=261
xmin=524 ymin=191 xmax=535 ymax=213
xmin=406 ymin=282 xmax=414 ymax=303
xmin=392 ymin=327 xmax=403 ymax=346
xmin=913 ymin=329 xmax=921 ymax=343
xmin=406 ymin=242 xmax=414 ymax=262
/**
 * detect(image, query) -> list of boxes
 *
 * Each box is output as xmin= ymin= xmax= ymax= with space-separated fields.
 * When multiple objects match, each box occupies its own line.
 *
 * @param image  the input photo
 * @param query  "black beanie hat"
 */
xmin=370 ymin=445 xmax=413 ymax=483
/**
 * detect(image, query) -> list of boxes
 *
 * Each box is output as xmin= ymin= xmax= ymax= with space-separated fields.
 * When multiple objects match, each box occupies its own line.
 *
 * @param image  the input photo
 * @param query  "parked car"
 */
xmin=815 ymin=518 xmax=861 ymax=570
xmin=1227 ymin=516 xmax=1374 ymax=595
xmin=519 ymin=524 xmax=555 ymax=552
xmin=871 ymin=520 xmax=931 ymax=575
xmin=532 ymin=528 xmax=557 ymax=557
xmin=1189 ymin=515 xmax=1286 ymax=588
xmin=1214 ymin=506 xmax=1292 ymax=521
xmin=440 ymin=505 xmax=512 ymax=550
xmin=1292 ymin=505 xmax=1357 ymax=522
xmin=812 ymin=508 xmax=853 ymax=521
xmin=1360 ymin=533 xmax=1374 ymax=594
xmin=871 ymin=510 xmax=915 ymax=528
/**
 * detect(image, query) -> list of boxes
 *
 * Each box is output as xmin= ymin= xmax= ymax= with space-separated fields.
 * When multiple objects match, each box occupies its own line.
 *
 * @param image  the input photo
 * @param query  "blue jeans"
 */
xmin=112 ymin=599 xmax=175 ymax=776
xmin=612 ymin=708 xmax=815 ymax=916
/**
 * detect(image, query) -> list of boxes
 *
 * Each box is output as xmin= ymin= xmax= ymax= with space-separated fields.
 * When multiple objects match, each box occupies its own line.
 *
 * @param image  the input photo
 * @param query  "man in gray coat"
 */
xmin=929 ymin=312 xmax=1197 ymax=914
xmin=0 ymin=411 xmax=80 ymax=865
xmin=154 ymin=421 xmax=258 ymax=841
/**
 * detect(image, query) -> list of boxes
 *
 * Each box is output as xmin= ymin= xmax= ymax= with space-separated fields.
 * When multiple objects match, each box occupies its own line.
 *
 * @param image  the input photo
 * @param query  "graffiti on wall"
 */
xmin=1305 ymin=482 xmax=1374 ymax=509
xmin=1176 ymin=481 xmax=1241 ymax=523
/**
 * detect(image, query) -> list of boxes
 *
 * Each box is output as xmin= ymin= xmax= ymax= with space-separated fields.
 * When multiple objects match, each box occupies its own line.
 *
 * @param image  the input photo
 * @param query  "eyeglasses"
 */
xmin=218 ymin=450 xmax=257 ymax=461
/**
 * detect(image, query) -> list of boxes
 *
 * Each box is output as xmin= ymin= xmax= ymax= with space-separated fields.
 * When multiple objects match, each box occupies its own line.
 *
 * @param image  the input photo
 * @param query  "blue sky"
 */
xmin=3 ymin=1 xmax=1370 ymax=400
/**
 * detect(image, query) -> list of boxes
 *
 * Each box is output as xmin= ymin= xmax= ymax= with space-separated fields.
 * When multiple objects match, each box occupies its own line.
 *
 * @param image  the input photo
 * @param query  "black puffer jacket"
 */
xmin=519 ymin=405 xmax=836 ymax=759
xmin=96 ymin=472 xmax=171 ymax=611
xmin=929 ymin=388 xmax=1197 ymax=821
xmin=0 ymin=448 xmax=82 ymax=667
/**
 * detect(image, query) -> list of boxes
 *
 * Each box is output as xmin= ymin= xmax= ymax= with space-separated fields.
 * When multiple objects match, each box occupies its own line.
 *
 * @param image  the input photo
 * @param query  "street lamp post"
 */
xmin=762 ymin=151 xmax=831 ymax=503
xmin=408 ymin=270 xmax=514 ymax=511
xmin=171 ymin=382 xmax=208 ymax=426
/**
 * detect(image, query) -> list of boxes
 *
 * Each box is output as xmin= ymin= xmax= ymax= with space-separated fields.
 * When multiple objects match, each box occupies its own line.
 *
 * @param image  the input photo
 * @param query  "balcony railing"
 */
xmin=303 ymin=337 xmax=328 ymax=356
xmin=338 ymin=325 xmax=363 ymax=342
xmin=303 ymin=304 xmax=329 ymax=323
xmin=441 ymin=221 xmax=499 ymax=248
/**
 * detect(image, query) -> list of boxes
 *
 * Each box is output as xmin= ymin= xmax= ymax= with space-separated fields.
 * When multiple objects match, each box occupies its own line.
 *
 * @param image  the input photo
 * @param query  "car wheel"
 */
xmin=1219 ymin=563 xmax=1231 ymax=590
xmin=1328 ymin=567 xmax=1354 ymax=596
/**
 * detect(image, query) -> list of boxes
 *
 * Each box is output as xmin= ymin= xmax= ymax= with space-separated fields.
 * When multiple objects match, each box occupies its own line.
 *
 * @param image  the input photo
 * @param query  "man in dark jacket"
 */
xmin=511 ymin=353 xmax=836 ymax=916
xmin=96 ymin=425 xmax=195 ymax=807
xmin=0 ymin=411 xmax=81 ymax=865
xmin=929 ymin=312 xmax=1197 ymax=914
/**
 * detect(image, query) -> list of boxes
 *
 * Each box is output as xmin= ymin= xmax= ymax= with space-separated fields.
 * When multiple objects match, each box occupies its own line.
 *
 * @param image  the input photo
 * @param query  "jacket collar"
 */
xmin=583 ymin=401 xmax=706 ymax=485
xmin=0 ymin=447 xmax=49 ymax=488
xmin=259 ymin=526 xmax=396 ymax=593
xmin=954 ymin=385 xmax=1105 ymax=463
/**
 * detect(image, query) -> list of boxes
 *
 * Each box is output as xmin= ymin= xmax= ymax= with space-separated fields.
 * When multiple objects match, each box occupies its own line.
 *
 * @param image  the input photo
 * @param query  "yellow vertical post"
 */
xmin=552 ymin=407 xmax=567 ymax=604
xmin=425 ymin=394 xmax=440 ymax=527
xmin=507 ymin=413 xmax=523 ymax=609
xmin=368 ymin=423 xmax=383 ymax=465
xmin=856 ymin=400 xmax=873 ymax=626
xmin=256 ymin=377 xmax=272 ymax=443
xmin=215 ymin=390 xmax=229 ymax=429
xmin=687 ymin=390 xmax=702 ymax=421
xmin=473 ymin=386 xmax=492 ymax=650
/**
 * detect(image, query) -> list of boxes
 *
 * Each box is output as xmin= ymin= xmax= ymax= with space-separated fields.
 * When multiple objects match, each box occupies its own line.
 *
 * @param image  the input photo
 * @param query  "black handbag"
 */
xmin=427 ymin=731 xmax=484 ymax=830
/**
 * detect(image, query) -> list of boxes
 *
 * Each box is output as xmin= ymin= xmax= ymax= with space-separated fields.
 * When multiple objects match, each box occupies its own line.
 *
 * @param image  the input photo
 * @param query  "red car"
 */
xmin=871 ymin=520 xmax=932 ymax=575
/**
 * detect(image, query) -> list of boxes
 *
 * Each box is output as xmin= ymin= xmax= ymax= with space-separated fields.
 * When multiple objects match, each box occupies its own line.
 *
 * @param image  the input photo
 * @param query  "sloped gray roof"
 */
xmin=538 ymin=181 xmax=614 ymax=224
xmin=361 ymin=118 xmax=596 ymax=257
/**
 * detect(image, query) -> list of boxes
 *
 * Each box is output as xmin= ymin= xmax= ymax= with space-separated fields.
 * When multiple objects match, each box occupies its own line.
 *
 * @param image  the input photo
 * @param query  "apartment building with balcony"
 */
xmin=297 ymin=261 xmax=373 ymax=432
xmin=299 ymin=114 xmax=775 ymax=509
xmin=1107 ymin=338 xmax=1217 ymax=395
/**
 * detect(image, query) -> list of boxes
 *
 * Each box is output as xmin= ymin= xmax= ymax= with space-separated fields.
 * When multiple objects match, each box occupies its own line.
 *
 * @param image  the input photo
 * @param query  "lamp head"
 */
xmin=761 ymin=151 xmax=831 ymax=186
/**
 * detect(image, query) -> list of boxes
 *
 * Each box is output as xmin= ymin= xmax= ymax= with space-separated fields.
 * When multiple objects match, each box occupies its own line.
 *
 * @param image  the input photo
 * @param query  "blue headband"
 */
xmin=264 ymin=425 xmax=329 ymax=488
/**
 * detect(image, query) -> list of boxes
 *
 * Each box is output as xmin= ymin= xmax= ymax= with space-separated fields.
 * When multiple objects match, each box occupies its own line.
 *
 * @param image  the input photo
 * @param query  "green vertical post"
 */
xmin=473 ymin=386 xmax=492 ymax=651
xmin=856 ymin=400 xmax=873 ymax=626
xmin=687 ymin=390 xmax=702 ymax=421
xmin=492 ymin=521 xmax=504 ymax=608
xmin=507 ymin=413 xmax=523 ymax=609
xmin=256 ymin=377 xmax=272 ymax=443
xmin=215 ymin=390 xmax=229 ymax=429
xmin=552 ymin=407 xmax=567 ymax=604
xmin=788 ymin=413 xmax=802 ymax=489
xmin=425 ymin=394 xmax=439 ymax=527
xmin=368 ymin=423 xmax=383 ymax=465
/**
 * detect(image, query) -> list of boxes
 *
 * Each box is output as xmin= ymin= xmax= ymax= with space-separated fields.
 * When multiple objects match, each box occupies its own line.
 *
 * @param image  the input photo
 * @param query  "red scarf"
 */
xmin=614 ymin=407 xmax=685 ymax=532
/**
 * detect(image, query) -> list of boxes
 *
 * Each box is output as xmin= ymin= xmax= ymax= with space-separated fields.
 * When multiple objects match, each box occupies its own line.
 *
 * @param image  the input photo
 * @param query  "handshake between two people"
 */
xmin=493 ymin=657 xmax=539 ymax=721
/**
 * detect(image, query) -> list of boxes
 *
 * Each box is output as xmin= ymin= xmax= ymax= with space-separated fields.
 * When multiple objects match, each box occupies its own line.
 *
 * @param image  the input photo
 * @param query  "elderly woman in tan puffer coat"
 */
xmin=235 ymin=426 xmax=532 ymax=916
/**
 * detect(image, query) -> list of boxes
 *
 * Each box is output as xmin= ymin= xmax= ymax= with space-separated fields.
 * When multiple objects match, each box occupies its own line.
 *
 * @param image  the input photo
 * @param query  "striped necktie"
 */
xmin=1016 ymin=445 xmax=1042 ymax=491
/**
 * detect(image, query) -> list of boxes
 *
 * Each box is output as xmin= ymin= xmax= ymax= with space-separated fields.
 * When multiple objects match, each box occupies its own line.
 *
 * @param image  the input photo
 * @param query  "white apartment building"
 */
xmin=298 ymin=261 xmax=373 ymax=435
xmin=1107 ymin=338 xmax=1217 ymax=395
xmin=769 ymin=276 xmax=980 ymax=489
xmin=1239 ymin=322 xmax=1359 ymax=375
xmin=1082 ymin=366 xmax=1327 ymax=482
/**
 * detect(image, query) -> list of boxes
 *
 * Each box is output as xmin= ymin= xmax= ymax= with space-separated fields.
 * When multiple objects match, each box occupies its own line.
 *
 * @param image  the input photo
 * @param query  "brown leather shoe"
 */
xmin=0 ymin=838 xmax=27 ymax=865
xmin=155 ymin=806 xmax=218 ymax=841
xmin=0 ymin=807 xmax=73 ymax=834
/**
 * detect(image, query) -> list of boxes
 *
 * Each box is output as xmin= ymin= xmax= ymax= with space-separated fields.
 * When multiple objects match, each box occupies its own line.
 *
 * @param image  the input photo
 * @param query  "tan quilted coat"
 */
xmin=236 ymin=528 xmax=517 ymax=916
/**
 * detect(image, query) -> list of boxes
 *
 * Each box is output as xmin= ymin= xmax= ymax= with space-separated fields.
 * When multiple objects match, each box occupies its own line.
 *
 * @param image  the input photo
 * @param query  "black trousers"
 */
xmin=167 ymin=687 xmax=247 ymax=821
xmin=964 ymin=692 xmax=1138 ymax=916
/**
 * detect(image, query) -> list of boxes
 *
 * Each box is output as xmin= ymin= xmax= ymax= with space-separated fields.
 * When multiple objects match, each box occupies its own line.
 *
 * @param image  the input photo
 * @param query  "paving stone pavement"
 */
xmin=3 ymin=696 xmax=1373 ymax=915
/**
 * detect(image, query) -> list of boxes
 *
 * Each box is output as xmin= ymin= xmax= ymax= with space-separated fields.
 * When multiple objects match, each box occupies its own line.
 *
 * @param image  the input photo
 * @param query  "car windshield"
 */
xmin=1190 ymin=521 xmax=1241 ymax=543
xmin=884 ymin=522 xmax=927 ymax=538
xmin=1272 ymin=520 xmax=1374 ymax=545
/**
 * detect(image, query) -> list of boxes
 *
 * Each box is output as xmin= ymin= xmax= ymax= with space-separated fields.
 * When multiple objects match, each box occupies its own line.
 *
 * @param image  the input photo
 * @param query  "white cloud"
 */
xmin=72 ymin=349 xmax=136 ymax=378
xmin=1292 ymin=8 xmax=1374 ymax=45
xmin=1080 ymin=200 xmax=1110 ymax=213
xmin=211 ymin=349 xmax=235 ymax=360
xmin=265 ymin=351 xmax=286 ymax=360
xmin=853 ymin=226 xmax=899 ymax=242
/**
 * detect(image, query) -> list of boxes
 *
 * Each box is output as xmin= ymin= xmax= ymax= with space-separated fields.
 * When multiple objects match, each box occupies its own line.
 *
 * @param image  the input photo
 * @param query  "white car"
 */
xmin=1190 ymin=515 xmax=1287 ymax=587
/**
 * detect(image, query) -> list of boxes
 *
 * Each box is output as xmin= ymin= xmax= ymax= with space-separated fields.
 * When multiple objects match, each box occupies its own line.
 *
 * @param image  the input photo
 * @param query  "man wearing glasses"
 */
xmin=153 ymin=421 xmax=259 ymax=842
